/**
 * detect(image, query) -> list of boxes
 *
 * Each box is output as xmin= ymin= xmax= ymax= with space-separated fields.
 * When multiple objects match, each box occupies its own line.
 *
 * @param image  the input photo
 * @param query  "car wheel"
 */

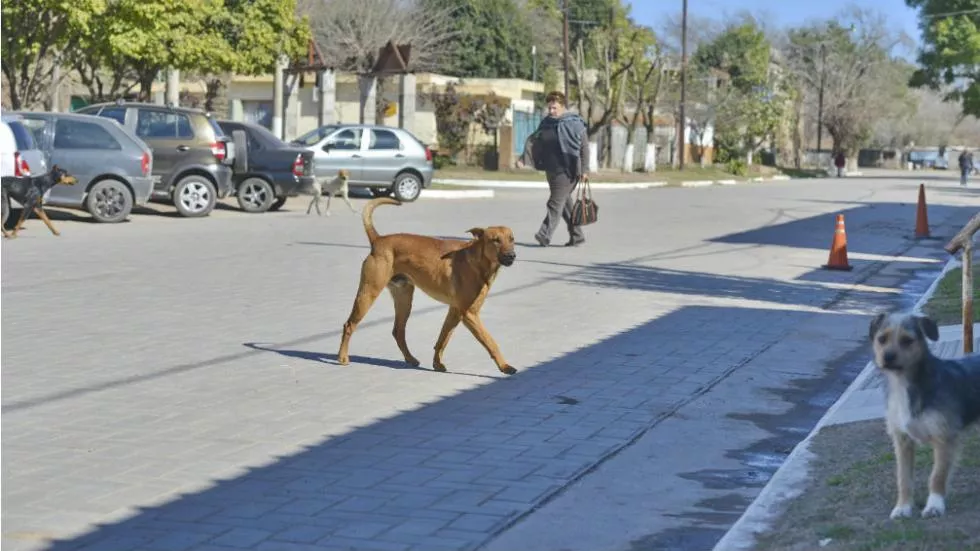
xmin=2 ymin=188 xmax=9 ymax=228
xmin=86 ymin=179 xmax=134 ymax=223
xmin=392 ymin=172 xmax=422 ymax=202
xmin=268 ymin=196 xmax=288 ymax=211
xmin=173 ymin=175 xmax=217 ymax=217
xmin=236 ymin=177 xmax=275 ymax=213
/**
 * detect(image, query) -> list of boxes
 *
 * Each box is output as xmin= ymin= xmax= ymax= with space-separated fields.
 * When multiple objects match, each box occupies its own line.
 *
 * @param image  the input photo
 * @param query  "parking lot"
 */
xmin=2 ymin=176 xmax=978 ymax=551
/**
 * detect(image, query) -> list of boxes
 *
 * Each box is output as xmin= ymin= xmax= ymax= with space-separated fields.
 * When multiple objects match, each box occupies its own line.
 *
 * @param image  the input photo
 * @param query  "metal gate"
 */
xmin=513 ymin=110 xmax=542 ymax=159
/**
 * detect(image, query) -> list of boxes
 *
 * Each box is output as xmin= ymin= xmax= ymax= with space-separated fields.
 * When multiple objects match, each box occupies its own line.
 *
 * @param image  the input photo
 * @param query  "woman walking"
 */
xmin=517 ymin=91 xmax=591 ymax=247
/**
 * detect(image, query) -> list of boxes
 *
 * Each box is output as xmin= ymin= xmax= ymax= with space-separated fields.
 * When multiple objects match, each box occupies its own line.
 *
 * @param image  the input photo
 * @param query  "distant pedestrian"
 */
xmin=516 ymin=90 xmax=590 ymax=247
xmin=958 ymin=149 xmax=973 ymax=186
xmin=834 ymin=151 xmax=846 ymax=178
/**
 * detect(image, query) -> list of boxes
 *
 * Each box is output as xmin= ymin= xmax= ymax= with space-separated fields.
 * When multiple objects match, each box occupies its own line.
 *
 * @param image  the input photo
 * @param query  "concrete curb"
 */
xmin=711 ymin=254 xmax=960 ymax=551
xmin=432 ymin=175 xmax=796 ymax=190
xmin=432 ymin=179 xmax=666 ymax=190
xmin=420 ymin=189 xmax=495 ymax=199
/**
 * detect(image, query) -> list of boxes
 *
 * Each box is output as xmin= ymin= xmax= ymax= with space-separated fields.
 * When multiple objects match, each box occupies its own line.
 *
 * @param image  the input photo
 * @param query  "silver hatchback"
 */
xmin=16 ymin=111 xmax=155 ymax=223
xmin=291 ymin=124 xmax=434 ymax=202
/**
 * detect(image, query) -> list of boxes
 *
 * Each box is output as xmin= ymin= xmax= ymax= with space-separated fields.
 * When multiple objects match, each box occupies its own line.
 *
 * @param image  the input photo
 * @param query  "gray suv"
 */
xmin=291 ymin=124 xmax=434 ymax=202
xmin=76 ymin=101 xmax=235 ymax=217
xmin=16 ymin=111 xmax=155 ymax=223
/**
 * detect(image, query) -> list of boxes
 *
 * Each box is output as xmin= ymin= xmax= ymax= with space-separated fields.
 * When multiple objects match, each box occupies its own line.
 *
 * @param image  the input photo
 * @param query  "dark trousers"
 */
xmin=536 ymin=170 xmax=584 ymax=243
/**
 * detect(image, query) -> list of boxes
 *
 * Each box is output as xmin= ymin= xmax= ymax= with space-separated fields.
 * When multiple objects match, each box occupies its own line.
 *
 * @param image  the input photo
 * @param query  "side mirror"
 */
xmin=322 ymin=143 xmax=332 ymax=153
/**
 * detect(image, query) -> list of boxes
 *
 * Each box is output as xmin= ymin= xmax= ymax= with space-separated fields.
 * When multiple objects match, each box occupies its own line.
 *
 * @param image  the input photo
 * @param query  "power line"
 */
xmin=921 ymin=8 xmax=980 ymax=19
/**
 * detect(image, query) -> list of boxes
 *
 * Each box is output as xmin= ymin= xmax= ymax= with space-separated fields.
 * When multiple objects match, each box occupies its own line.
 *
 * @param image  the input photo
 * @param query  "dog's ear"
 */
xmin=915 ymin=315 xmax=939 ymax=341
xmin=869 ymin=313 xmax=886 ymax=342
xmin=467 ymin=227 xmax=485 ymax=239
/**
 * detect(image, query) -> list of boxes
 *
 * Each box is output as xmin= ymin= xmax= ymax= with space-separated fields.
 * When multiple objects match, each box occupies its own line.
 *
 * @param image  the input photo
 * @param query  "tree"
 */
xmin=784 ymin=8 xmax=913 ymax=161
xmin=434 ymin=0 xmax=535 ymax=79
xmin=568 ymin=3 xmax=640 ymax=171
xmin=616 ymin=26 xmax=662 ymax=172
xmin=301 ymin=0 xmax=458 ymax=123
xmin=423 ymin=81 xmax=481 ymax=163
xmin=906 ymin=0 xmax=980 ymax=117
xmin=695 ymin=19 xmax=784 ymax=166
xmin=2 ymin=0 xmax=105 ymax=109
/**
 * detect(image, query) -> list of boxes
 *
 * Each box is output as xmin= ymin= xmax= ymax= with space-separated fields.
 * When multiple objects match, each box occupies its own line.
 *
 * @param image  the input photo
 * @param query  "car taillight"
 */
xmin=210 ymin=142 xmax=227 ymax=161
xmin=141 ymin=152 xmax=150 ymax=176
xmin=292 ymin=154 xmax=304 ymax=177
xmin=14 ymin=152 xmax=30 ymax=177
xmin=425 ymin=147 xmax=433 ymax=163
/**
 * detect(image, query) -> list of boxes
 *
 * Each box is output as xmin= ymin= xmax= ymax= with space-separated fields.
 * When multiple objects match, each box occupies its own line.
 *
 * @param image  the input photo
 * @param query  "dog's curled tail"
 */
xmin=362 ymin=197 xmax=402 ymax=245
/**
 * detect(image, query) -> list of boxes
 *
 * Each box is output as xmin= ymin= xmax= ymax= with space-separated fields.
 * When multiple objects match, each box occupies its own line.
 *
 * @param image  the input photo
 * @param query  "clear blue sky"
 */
xmin=625 ymin=0 xmax=923 ymax=44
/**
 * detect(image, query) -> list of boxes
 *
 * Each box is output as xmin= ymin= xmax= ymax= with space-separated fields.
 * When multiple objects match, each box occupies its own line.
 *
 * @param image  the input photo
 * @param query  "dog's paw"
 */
xmin=433 ymin=362 xmax=448 ymax=372
xmin=405 ymin=356 xmax=420 ymax=368
xmin=337 ymin=355 xmax=350 ymax=366
xmin=500 ymin=365 xmax=517 ymax=375
xmin=890 ymin=503 xmax=914 ymax=519
xmin=921 ymin=494 xmax=946 ymax=518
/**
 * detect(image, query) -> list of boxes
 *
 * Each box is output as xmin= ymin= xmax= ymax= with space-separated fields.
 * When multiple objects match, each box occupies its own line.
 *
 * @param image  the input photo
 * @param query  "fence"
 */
xmin=944 ymin=212 xmax=980 ymax=354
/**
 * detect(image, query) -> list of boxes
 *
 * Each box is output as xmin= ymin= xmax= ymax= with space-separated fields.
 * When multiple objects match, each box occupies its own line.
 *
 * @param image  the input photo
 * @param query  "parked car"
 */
xmin=1 ymin=114 xmax=49 ymax=228
xmin=14 ymin=111 xmax=155 ymax=223
xmin=290 ymin=124 xmax=434 ymax=202
xmin=216 ymin=120 xmax=315 ymax=213
xmin=75 ymin=101 xmax=236 ymax=217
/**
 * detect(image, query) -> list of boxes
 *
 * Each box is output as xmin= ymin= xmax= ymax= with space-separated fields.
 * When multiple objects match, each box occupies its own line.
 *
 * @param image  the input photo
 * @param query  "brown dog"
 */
xmin=337 ymin=197 xmax=518 ymax=375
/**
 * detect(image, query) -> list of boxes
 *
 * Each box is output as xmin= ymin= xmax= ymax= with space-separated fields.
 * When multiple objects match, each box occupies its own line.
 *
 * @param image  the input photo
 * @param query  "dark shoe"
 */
xmin=565 ymin=237 xmax=585 ymax=247
xmin=534 ymin=234 xmax=550 ymax=247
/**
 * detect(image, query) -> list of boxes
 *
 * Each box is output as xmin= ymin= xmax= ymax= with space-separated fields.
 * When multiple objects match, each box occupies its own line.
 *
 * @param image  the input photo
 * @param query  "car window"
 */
xmin=244 ymin=129 xmax=262 ymax=152
xmin=135 ymin=110 xmax=194 ymax=139
xmin=53 ymin=119 xmax=122 ymax=150
xmin=20 ymin=118 xmax=48 ymax=147
xmin=7 ymin=121 xmax=36 ymax=150
xmin=208 ymin=117 xmax=226 ymax=138
xmin=97 ymin=107 xmax=127 ymax=125
xmin=292 ymin=125 xmax=339 ymax=146
xmin=369 ymin=129 xmax=401 ymax=151
xmin=325 ymin=128 xmax=362 ymax=150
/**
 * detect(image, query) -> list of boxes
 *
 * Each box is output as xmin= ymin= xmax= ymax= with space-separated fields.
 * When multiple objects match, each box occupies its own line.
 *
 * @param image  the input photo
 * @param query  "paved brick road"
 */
xmin=2 ymin=174 xmax=977 ymax=551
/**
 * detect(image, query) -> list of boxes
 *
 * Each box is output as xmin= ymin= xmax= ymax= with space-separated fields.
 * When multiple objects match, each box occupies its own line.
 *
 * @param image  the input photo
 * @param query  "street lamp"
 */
xmin=817 ymin=43 xmax=827 ymax=155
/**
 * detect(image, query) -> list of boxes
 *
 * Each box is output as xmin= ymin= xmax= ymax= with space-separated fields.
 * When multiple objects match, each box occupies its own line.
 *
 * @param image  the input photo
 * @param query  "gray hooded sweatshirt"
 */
xmin=519 ymin=112 xmax=590 ymax=179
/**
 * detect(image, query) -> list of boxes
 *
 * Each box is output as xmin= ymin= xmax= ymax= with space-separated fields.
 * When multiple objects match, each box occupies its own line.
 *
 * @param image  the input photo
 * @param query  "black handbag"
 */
xmin=570 ymin=178 xmax=598 ymax=226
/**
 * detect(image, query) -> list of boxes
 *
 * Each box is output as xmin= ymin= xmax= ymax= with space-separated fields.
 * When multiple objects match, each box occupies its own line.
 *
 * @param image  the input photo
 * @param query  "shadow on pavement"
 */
xmin=707 ymin=203 xmax=979 ymax=254
xmin=36 ymin=302 xmax=866 ymax=551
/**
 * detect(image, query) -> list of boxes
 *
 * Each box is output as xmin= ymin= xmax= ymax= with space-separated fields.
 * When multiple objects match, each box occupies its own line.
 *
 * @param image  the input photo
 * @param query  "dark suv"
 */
xmin=76 ymin=101 xmax=235 ymax=217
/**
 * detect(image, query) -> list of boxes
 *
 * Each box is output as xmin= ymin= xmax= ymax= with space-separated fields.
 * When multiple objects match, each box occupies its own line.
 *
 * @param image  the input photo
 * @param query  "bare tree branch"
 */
xmin=298 ymin=0 xmax=458 ymax=74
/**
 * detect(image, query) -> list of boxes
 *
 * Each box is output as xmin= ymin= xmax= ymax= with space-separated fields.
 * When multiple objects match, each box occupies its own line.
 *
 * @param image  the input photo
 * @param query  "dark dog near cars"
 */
xmin=869 ymin=312 xmax=980 ymax=519
xmin=2 ymin=165 xmax=78 ymax=238
xmin=337 ymin=197 xmax=518 ymax=375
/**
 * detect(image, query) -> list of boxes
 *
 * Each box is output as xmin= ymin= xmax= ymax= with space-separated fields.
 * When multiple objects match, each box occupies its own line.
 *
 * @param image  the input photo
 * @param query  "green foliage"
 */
xmin=693 ymin=20 xmax=784 ymax=160
xmin=473 ymin=93 xmax=511 ymax=134
xmin=692 ymin=21 xmax=771 ymax=93
xmin=906 ymin=0 xmax=980 ymax=117
xmin=726 ymin=158 xmax=748 ymax=176
xmin=424 ymin=81 xmax=481 ymax=161
xmin=1 ymin=0 xmax=107 ymax=108
xmin=434 ymin=0 xmax=534 ymax=79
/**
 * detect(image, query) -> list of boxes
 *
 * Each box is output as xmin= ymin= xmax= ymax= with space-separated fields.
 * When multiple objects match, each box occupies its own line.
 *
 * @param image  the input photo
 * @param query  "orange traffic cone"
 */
xmin=915 ymin=183 xmax=930 ymax=238
xmin=822 ymin=214 xmax=853 ymax=271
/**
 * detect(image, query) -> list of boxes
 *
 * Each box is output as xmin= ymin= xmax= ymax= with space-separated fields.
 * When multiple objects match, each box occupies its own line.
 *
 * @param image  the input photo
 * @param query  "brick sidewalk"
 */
xmin=2 ymin=175 xmax=977 ymax=551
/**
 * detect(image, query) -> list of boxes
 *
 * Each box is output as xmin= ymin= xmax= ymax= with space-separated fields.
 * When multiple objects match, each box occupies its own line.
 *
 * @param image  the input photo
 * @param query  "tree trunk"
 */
xmin=622 ymin=125 xmax=636 ymax=173
xmin=643 ymin=126 xmax=657 ymax=172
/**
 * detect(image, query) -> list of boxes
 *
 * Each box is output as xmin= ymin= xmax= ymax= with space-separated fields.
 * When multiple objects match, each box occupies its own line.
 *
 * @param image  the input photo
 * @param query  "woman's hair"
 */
xmin=545 ymin=90 xmax=566 ymax=106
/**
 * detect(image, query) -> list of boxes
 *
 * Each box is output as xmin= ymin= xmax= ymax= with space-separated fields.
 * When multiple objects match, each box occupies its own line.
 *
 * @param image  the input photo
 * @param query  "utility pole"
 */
xmin=563 ymin=0 xmax=570 ymax=100
xmin=678 ymin=0 xmax=688 ymax=170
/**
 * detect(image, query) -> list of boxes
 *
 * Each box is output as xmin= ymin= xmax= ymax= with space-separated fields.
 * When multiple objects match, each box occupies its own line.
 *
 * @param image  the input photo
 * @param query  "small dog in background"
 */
xmin=307 ymin=168 xmax=356 ymax=216
xmin=3 ymin=165 xmax=78 ymax=238
xmin=869 ymin=312 xmax=980 ymax=520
